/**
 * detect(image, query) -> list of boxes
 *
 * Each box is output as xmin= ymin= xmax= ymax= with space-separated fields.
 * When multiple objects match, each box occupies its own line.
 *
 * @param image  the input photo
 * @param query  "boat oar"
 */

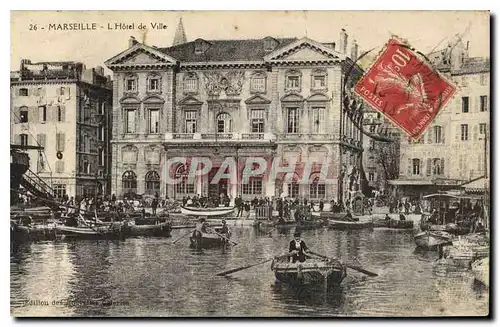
xmin=207 ymin=227 xmax=238 ymax=246
xmin=309 ymin=251 xmax=379 ymax=277
xmin=216 ymin=253 xmax=289 ymax=276
xmin=172 ymin=230 xmax=193 ymax=244
xmin=215 ymin=258 xmax=273 ymax=276
xmin=267 ymin=227 xmax=277 ymax=236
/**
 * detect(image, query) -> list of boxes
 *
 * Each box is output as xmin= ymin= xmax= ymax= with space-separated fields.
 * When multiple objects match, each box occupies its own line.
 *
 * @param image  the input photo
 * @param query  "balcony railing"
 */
xmin=165 ymin=132 xmax=275 ymax=142
xmin=276 ymin=133 xmax=337 ymax=141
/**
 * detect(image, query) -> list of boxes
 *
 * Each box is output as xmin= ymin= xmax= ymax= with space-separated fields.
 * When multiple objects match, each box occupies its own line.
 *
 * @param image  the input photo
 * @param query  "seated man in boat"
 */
xmin=399 ymin=213 xmax=406 ymax=221
xmin=289 ymin=232 xmax=308 ymax=263
xmin=385 ymin=214 xmax=391 ymax=221
xmin=220 ymin=220 xmax=230 ymax=237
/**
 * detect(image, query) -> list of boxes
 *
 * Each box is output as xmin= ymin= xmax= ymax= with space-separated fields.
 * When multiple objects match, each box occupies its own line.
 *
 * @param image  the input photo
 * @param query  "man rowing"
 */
xmin=289 ymin=231 xmax=308 ymax=263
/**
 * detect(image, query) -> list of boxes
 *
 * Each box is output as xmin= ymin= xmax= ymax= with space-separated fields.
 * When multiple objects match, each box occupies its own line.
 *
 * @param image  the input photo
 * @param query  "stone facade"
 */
xmin=396 ymin=37 xmax=490 ymax=195
xmin=10 ymin=60 xmax=113 ymax=199
xmin=106 ymin=33 xmax=365 ymax=203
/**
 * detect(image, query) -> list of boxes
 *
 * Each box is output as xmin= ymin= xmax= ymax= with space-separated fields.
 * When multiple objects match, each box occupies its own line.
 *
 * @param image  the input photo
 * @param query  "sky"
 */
xmin=11 ymin=11 xmax=489 ymax=73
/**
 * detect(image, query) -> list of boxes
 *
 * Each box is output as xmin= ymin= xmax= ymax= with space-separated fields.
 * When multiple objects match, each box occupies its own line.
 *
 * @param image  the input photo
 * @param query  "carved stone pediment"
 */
xmin=179 ymin=95 xmax=203 ymax=106
xmin=245 ymin=94 xmax=271 ymax=105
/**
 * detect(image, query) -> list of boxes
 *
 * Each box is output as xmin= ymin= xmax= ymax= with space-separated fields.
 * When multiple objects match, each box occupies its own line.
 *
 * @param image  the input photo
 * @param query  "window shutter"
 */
xmin=56 ymin=87 xmax=61 ymax=96
xmin=61 ymin=106 xmax=66 ymax=122
xmin=32 ymin=105 xmax=39 ymax=123
xmin=15 ymin=109 xmax=21 ymax=124
xmin=66 ymin=87 xmax=71 ymax=100
xmin=40 ymin=134 xmax=46 ymax=148
xmin=455 ymin=125 xmax=461 ymax=141
xmin=473 ymin=125 xmax=478 ymax=141
xmin=442 ymin=127 xmax=446 ymax=144
xmin=419 ymin=160 xmax=423 ymax=176
xmin=427 ymin=130 xmax=433 ymax=143
xmin=14 ymin=134 xmax=20 ymax=145
xmin=420 ymin=134 xmax=425 ymax=144
xmin=474 ymin=96 xmax=479 ymax=112
xmin=407 ymin=158 xmax=412 ymax=176
xmin=426 ymin=158 xmax=431 ymax=176
xmin=441 ymin=158 xmax=445 ymax=175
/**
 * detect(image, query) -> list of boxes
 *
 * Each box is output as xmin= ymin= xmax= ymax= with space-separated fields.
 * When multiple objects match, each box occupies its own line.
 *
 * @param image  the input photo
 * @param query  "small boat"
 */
xmin=55 ymin=223 xmax=126 ymax=240
xmin=181 ymin=206 xmax=235 ymax=217
xmin=373 ymin=219 xmax=414 ymax=229
xmin=123 ymin=222 xmax=172 ymax=237
xmin=296 ymin=219 xmax=328 ymax=230
xmin=328 ymin=219 xmax=373 ymax=230
xmin=312 ymin=212 xmax=360 ymax=221
xmin=414 ymin=230 xmax=453 ymax=250
xmin=471 ymin=257 xmax=489 ymax=287
xmin=189 ymin=228 xmax=230 ymax=248
xmin=271 ymin=256 xmax=347 ymax=288
xmin=10 ymin=221 xmax=57 ymax=243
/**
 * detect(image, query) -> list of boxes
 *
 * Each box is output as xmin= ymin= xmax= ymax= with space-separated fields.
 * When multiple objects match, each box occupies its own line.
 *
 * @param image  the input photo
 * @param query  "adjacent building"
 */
xmin=391 ymin=36 xmax=490 ymax=197
xmin=10 ymin=60 xmax=113 ymax=200
xmin=105 ymin=22 xmax=366 ymax=205
xmin=362 ymin=110 xmax=401 ymax=192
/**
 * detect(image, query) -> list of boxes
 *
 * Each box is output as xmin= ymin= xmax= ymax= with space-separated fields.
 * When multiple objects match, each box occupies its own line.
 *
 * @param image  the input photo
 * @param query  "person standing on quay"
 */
xmin=235 ymin=195 xmax=243 ymax=217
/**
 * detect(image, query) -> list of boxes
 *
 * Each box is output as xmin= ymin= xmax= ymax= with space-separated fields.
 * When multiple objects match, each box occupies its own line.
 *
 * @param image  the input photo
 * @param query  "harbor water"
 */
xmin=10 ymin=226 xmax=489 ymax=317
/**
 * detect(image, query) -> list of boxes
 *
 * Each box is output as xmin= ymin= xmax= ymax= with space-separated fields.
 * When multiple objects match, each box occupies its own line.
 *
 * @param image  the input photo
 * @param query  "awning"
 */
xmin=461 ymin=176 xmax=488 ymax=189
xmin=387 ymin=179 xmax=434 ymax=186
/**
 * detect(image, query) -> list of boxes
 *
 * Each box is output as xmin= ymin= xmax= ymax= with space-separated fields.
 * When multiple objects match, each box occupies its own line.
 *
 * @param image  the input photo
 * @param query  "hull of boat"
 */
xmin=124 ymin=222 xmax=172 ymax=237
xmin=55 ymin=224 xmax=126 ymax=240
xmin=272 ymin=259 xmax=346 ymax=288
xmin=189 ymin=231 xmax=229 ymax=248
xmin=328 ymin=220 xmax=373 ymax=230
xmin=181 ymin=206 xmax=235 ymax=217
xmin=414 ymin=231 xmax=453 ymax=250
xmin=10 ymin=223 xmax=57 ymax=243
xmin=373 ymin=219 xmax=414 ymax=229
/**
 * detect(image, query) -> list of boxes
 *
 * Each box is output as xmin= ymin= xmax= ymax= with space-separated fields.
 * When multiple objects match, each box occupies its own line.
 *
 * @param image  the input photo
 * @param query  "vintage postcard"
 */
xmin=10 ymin=10 xmax=490 ymax=317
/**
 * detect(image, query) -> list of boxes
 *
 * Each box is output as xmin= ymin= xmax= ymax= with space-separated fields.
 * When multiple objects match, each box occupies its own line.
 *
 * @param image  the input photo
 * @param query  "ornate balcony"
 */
xmin=275 ymin=133 xmax=337 ymax=142
xmin=164 ymin=132 xmax=276 ymax=146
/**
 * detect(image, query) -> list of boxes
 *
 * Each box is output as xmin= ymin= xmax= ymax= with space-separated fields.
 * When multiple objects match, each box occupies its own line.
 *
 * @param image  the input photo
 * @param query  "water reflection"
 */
xmin=11 ymin=227 xmax=489 ymax=317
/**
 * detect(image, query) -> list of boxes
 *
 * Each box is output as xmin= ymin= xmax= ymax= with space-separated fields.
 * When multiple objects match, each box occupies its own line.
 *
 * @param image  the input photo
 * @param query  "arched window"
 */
xmin=250 ymin=72 xmax=266 ymax=93
xmin=285 ymin=69 xmax=301 ymax=91
xmin=309 ymin=175 xmax=326 ymax=199
xmin=412 ymin=159 xmax=420 ymax=175
xmin=145 ymin=171 xmax=160 ymax=195
xmin=122 ymin=171 xmax=137 ymax=193
xmin=174 ymin=164 xmax=194 ymax=195
xmin=216 ymin=112 xmax=232 ymax=133
xmin=183 ymin=72 xmax=199 ymax=94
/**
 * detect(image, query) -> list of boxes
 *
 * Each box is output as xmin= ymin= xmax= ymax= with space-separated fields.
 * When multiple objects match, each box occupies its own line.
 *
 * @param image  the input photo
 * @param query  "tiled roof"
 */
xmin=160 ymin=38 xmax=298 ymax=62
xmin=451 ymin=57 xmax=490 ymax=75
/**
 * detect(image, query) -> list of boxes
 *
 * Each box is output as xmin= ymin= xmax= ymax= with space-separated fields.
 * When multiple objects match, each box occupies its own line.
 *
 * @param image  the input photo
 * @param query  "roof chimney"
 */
xmin=129 ymin=36 xmax=138 ymax=48
xmin=340 ymin=28 xmax=348 ymax=54
xmin=351 ymin=39 xmax=359 ymax=62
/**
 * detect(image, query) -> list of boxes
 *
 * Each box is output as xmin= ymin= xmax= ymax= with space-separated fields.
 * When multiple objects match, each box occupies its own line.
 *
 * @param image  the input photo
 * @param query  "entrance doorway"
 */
xmin=208 ymin=167 xmax=229 ymax=200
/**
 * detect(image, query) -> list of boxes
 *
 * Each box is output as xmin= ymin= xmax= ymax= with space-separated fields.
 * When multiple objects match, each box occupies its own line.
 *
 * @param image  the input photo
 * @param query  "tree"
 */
xmin=373 ymin=137 xmax=400 ymax=188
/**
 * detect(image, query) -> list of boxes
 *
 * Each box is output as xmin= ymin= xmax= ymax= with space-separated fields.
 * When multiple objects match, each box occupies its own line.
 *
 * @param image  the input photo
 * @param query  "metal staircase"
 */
xmin=20 ymin=169 xmax=58 ymax=209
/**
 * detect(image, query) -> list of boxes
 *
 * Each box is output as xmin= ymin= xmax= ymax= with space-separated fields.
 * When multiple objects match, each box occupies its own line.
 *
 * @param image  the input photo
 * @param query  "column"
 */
xmin=230 ymin=159 xmax=237 ymax=206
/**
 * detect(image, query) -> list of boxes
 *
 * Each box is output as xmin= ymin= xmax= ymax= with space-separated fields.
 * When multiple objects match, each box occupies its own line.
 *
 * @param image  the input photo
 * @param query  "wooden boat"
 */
xmin=414 ymin=230 xmax=453 ymax=250
xmin=181 ymin=206 xmax=235 ymax=217
xmin=10 ymin=222 xmax=57 ymax=243
xmin=271 ymin=256 xmax=347 ymax=288
xmin=296 ymin=219 xmax=328 ymax=230
xmin=373 ymin=219 xmax=414 ymax=229
xmin=55 ymin=223 xmax=126 ymax=240
xmin=471 ymin=257 xmax=489 ymax=287
xmin=189 ymin=228 xmax=230 ymax=248
xmin=123 ymin=222 xmax=172 ymax=237
xmin=312 ymin=212 xmax=360 ymax=221
xmin=328 ymin=219 xmax=373 ymax=230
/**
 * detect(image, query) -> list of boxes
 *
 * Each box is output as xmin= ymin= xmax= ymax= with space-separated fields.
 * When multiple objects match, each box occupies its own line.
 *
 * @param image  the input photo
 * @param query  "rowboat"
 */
xmin=181 ymin=206 xmax=235 ymax=217
xmin=189 ymin=228 xmax=230 ymax=248
xmin=55 ymin=223 xmax=126 ymax=240
xmin=123 ymin=222 xmax=172 ymax=237
xmin=328 ymin=219 xmax=373 ymax=230
xmin=414 ymin=230 xmax=453 ymax=250
xmin=471 ymin=257 xmax=489 ymax=287
xmin=373 ymin=219 xmax=414 ymax=229
xmin=296 ymin=220 xmax=328 ymax=230
xmin=271 ymin=255 xmax=347 ymax=288
xmin=312 ymin=212 xmax=359 ymax=221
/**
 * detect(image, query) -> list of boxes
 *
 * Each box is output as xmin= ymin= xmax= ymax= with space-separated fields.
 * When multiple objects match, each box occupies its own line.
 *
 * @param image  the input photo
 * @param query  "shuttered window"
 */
xmin=56 ymin=133 xmax=65 ymax=152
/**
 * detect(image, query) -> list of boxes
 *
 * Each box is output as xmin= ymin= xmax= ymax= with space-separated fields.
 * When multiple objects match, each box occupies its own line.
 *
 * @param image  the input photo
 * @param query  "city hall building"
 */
xmin=105 ymin=22 xmax=365 ymax=203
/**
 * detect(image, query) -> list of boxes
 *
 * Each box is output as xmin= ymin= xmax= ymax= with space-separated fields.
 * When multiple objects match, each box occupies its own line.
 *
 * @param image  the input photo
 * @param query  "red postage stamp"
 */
xmin=354 ymin=38 xmax=456 ymax=139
